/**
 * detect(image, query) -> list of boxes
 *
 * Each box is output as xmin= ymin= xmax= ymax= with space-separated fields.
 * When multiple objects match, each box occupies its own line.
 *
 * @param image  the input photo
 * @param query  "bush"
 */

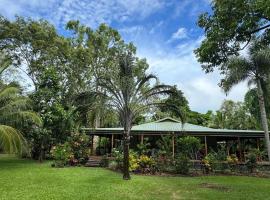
xmin=51 ymin=142 xmax=72 ymax=167
xmin=177 ymin=136 xmax=201 ymax=160
xmin=108 ymin=160 xmax=118 ymax=171
xmin=227 ymin=154 xmax=238 ymax=172
xmin=129 ymin=151 xmax=139 ymax=171
xmin=175 ymin=154 xmax=190 ymax=175
xmin=246 ymin=152 xmax=257 ymax=173
xmin=202 ymin=153 xmax=216 ymax=174
xmin=100 ymin=155 xmax=109 ymax=167
xmin=68 ymin=132 xmax=90 ymax=165
xmin=138 ymin=155 xmax=157 ymax=174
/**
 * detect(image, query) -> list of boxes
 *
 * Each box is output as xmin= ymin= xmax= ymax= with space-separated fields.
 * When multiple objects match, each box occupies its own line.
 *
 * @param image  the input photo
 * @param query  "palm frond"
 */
xmin=0 ymin=86 xmax=20 ymax=102
xmin=0 ymin=125 xmax=26 ymax=154
xmin=0 ymin=98 xmax=31 ymax=114
xmin=220 ymin=57 xmax=251 ymax=93
xmin=0 ymin=111 xmax=42 ymax=127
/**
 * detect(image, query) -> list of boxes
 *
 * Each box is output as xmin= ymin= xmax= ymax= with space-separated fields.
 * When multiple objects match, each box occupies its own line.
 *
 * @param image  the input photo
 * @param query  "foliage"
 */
xmin=68 ymin=132 xmax=90 ymax=164
xmin=209 ymin=100 xmax=258 ymax=130
xmin=156 ymin=86 xmax=188 ymax=120
xmin=136 ymin=138 xmax=151 ymax=156
xmin=195 ymin=0 xmax=270 ymax=72
xmin=156 ymin=135 xmax=173 ymax=157
xmin=175 ymin=153 xmax=190 ymax=175
xmin=0 ymin=82 xmax=41 ymax=154
xmin=108 ymin=160 xmax=118 ymax=171
xmin=51 ymin=142 xmax=72 ymax=167
xmin=246 ymin=152 xmax=257 ymax=173
xmin=129 ymin=151 xmax=139 ymax=171
xmin=218 ymin=41 xmax=270 ymax=161
xmin=245 ymin=88 xmax=270 ymax=127
xmin=100 ymin=155 xmax=109 ymax=167
xmin=96 ymin=48 xmax=179 ymax=180
xmin=177 ymin=136 xmax=201 ymax=159
xmin=226 ymin=154 xmax=239 ymax=164
xmin=137 ymin=155 xmax=157 ymax=174
xmin=187 ymin=110 xmax=212 ymax=126
xmin=202 ymin=153 xmax=216 ymax=174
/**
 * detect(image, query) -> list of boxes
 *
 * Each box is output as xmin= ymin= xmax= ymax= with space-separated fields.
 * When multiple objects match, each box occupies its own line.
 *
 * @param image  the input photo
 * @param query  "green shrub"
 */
xmin=108 ymin=160 xmax=118 ymax=171
xmin=177 ymin=136 xmax=201 ymax=160
xmin=100 ymin=155 xmax=109 ymax=167
xmin=129 ymin=150 xmax=139 ymax=171
xmin=136 ymin=138 xmax=151 ymax=156
xmin=68 ymin=132 xmax=90 ymax=165
xmin=202 ymin=153 xmax=216 ymax=174
xmin=51 ymin=142 xmax=72 ymax=167
xmin=246 ymin=152 xmax=257 ymax=173
xmin=175 ymin=154 xmax=190 ymax=174
xmin=138 ymin=155 xmax=157 ymax=174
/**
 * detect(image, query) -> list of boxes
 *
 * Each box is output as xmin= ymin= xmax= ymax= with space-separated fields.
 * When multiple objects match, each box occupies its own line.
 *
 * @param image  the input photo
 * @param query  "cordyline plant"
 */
xmin=220 ymin=40 xmax=270 ymax=161
xmin=97 ymin=51 xmax=183 ymax=180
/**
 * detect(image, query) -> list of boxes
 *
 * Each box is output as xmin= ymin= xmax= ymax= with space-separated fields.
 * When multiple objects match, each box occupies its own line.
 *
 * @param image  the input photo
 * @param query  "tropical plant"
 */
xmin=51 ymin=142 xmax=72 ymax=167
xmin=175 ymin=153 xmax=190 ymax=175
xmin=220 ymin=41 xmax=270 ymax=161
xmin=0 ymin=83 xmax=42 ymax=154
xmin=177 ymin=136 xmax=201 ymax=160
xmin=246 ymin=152 xmax=257 ymax=173
xmin=97 ymin=51 xmax=183 ymax=180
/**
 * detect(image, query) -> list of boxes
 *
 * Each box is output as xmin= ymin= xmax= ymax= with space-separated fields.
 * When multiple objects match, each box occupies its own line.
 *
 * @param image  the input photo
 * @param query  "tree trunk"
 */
xmin=257 ymin=79 xmax=270 ymax=161
xmin=123 ymin=129 xmax=131 ymax=180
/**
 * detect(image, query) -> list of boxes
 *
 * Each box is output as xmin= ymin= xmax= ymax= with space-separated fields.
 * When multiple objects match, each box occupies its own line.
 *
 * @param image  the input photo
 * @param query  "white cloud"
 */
xmin=172 ymin=27 xmax=188 ymax=40
xmin=0 ymin=0 xmax=168 ymax=28
xmin=137 ymin=36 xmax=249 ymax=113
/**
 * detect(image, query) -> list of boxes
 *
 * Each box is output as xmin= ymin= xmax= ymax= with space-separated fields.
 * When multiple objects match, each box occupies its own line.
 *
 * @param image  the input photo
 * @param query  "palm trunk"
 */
xmin=123 ymin=128 xmax=131 ymax=180
xmin=257 ymin=79 xmax=270 ymax=161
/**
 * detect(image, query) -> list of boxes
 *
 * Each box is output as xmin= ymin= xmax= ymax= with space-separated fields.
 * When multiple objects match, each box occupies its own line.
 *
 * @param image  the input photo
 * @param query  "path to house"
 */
xmin=0 ymin=154 xmax=270 ymax=200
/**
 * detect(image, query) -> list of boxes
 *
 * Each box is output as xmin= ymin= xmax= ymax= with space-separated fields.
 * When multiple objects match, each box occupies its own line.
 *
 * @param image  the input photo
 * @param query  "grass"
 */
xmin=1 ymin=155 xmax=270 ymax=200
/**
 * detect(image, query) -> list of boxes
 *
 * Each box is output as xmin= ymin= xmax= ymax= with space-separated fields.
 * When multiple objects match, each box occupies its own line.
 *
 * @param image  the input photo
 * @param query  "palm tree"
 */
xmin=0 ymin=84 xmax=42 ymax=154
xmin=0 ymin=53 xmax=42 ymax=154
xmin=97 ymin=52 xmax=183 ymax=179
xmin=220 ymin=41 xmax=270 ymax=161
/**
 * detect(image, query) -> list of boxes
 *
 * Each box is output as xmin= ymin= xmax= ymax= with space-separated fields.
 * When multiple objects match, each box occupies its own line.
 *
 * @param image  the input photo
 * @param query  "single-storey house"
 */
xmin=82 ymin=117 xmax=265 ymax=160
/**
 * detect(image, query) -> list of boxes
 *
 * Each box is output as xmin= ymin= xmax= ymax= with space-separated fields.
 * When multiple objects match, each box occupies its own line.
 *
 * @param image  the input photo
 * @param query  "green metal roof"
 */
xmin=82 ymin=117 xmax=265 ymax=137
xmin=131 ymin=117 xmax=214 ymax=132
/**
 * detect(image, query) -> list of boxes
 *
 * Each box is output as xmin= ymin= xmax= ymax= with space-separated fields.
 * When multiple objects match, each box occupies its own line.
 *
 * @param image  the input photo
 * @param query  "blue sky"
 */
xmin=0 ymin=0 xmax=248 ymax=113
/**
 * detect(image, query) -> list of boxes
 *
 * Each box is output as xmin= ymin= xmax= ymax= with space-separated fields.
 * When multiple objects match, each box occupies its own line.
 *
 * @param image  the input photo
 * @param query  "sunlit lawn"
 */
xmin=0 ymin=154 xmax=270 ymax=200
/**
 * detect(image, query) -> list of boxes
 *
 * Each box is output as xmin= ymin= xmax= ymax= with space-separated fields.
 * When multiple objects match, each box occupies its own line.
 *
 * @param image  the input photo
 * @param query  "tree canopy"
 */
xmin=195 ymin=0 xmax=270 ymax=73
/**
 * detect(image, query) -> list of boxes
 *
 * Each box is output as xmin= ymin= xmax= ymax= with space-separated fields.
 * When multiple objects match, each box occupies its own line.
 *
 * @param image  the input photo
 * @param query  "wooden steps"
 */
xmin=85 ymin=156 xmax=102 ymax=167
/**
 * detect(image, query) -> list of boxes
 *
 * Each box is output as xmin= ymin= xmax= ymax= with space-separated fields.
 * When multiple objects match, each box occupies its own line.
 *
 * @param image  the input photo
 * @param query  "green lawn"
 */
xmin=0 ymin=155 xmax=270 ymax=200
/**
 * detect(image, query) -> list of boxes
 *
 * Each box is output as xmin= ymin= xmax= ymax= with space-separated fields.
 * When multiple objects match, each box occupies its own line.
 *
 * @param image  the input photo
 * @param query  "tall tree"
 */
xmin=195 ymin=0 xmax=270 ymax=72
xmin=220 ymin=41 xmax=270 ymax=161
xmin=97 ymin=50 xmax=181 ymax=180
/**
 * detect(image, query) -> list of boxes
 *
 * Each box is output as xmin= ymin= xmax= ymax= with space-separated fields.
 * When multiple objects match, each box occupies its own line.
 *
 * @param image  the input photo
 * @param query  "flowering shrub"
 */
xmin=68 ymin=132 xmax=90 ymax=165
xmin=51 ymin=132 xmax=90 ymax=167
xmin=51 ymin=142 xmax=72 ymax=167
